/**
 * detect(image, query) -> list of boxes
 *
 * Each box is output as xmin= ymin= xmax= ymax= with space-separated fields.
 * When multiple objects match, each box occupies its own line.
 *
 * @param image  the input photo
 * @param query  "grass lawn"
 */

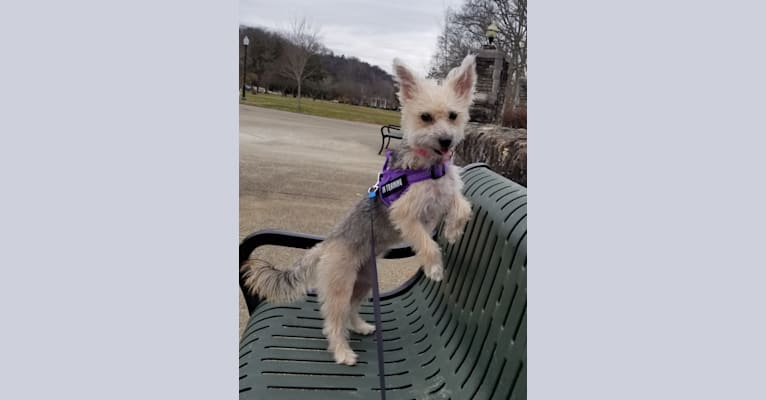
xmin=240 ymin=93 xmax=401 ymax=126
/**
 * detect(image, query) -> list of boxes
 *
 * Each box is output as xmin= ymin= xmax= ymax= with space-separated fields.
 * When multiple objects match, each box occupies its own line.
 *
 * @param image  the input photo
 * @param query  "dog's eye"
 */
xmin=420 ymin=113 xmax=433 ymax=123
xmin=448 ymin=112 xmax=458 ymax=121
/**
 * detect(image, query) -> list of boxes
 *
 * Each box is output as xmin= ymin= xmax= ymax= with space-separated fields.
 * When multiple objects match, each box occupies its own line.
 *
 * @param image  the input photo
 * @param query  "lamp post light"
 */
xmin=486 ymin=22 xmax=499 ymax=48
xmin=241 ymin=36 xmax=249 ymax=100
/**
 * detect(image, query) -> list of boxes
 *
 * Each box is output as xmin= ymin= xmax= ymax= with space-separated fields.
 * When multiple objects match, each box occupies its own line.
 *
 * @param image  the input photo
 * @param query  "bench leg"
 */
xmin=378 ymin=136 xmax=386 ymax=155
xmin=385 ymin=137 xmax=392 ymax=151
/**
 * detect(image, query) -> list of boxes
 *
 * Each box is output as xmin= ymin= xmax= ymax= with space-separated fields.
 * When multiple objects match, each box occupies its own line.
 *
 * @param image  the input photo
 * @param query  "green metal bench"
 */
xmin=239 ymin=164 xmax=527 ymax=399
xmin=379 ymin=124 xmax=403 ymax=154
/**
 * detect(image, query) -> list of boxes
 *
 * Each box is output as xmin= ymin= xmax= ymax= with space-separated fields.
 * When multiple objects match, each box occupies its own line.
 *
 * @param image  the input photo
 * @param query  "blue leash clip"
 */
xmin=368 ymin=172 xmax=382 ymax=199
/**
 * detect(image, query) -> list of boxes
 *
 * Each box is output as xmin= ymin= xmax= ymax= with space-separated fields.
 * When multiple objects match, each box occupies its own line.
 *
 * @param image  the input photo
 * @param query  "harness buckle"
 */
xmin=368 ymin=171 xmax=382 ymax=198
xmin=430 ymin=164 xmax=445 ymax=179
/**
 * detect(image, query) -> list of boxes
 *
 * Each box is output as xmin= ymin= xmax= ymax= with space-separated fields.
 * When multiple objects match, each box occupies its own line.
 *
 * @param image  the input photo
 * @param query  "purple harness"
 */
xmin=372 ymin=150 xmax=449 ymax=207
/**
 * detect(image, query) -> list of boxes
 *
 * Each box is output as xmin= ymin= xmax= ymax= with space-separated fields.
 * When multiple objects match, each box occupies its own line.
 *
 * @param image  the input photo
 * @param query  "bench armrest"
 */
xmin=380 ymin=124 xmax=402 ymax=137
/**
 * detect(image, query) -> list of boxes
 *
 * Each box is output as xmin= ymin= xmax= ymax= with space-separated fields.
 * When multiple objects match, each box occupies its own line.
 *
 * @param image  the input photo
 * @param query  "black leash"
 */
xmin=367 ymin=190 xmax=387 ymax=399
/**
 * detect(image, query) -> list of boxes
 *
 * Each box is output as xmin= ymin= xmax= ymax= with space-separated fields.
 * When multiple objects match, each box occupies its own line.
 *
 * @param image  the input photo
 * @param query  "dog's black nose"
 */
xmin=438 ymin=138 xmax=452 ymax=150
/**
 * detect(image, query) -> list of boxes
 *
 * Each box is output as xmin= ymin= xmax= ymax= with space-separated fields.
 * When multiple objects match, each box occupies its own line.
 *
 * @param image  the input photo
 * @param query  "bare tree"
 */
xmin=429 ymin=0 xmax=527 ymax=122
xmin=429 ymin=2 xmax=489 ymax=79
xmin=429 ymin=0 xmax=493 ymax=78
xmin=497 ymin=0 xmax=526 ymax=119
xmin=280 ymin=18 xmax=322 ymax=112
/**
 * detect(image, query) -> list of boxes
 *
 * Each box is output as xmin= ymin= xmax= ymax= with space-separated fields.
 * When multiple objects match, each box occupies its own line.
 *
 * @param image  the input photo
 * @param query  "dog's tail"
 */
xmin=243 ymin=244 xmax=323 ymax=304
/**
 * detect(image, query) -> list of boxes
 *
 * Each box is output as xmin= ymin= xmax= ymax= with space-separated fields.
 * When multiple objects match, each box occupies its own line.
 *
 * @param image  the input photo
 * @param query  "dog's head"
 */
xmin=392 ymin=55 xmax=477 ymax=161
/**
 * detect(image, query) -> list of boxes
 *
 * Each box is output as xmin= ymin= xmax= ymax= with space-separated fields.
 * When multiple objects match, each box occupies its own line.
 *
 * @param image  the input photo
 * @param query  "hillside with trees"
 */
xmin=239 ymin=24 xmax=397 ymax=110
xmin=239 ymin=0 xmax=526 ymax=124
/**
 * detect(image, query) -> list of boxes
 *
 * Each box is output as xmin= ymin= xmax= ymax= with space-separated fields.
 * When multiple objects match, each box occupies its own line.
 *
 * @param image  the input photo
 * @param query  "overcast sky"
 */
xmin=239 ymin=0 xmax=464 ymax=76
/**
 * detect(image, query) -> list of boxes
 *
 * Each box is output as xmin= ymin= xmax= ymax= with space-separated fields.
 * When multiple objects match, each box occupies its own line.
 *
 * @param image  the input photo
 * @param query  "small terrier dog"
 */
xmin=245 ymin=54 xmax=476 ymax=365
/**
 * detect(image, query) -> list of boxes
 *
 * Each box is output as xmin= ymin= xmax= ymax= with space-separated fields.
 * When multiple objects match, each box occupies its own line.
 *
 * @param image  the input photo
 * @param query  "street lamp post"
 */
xmin=241 ymin=36 xmax=249 ymax=100
xmin=485 ymin=22 xmax=499 ymax=48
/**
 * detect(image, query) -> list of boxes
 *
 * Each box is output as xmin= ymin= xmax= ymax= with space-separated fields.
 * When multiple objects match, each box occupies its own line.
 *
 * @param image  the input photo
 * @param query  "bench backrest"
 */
xmin=431 ymin=164 xmax=527 ymax=398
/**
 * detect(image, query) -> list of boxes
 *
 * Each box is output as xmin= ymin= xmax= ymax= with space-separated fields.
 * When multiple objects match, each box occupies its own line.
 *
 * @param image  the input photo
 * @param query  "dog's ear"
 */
xmin=392 ymin=58 xmax=419 ymax=103
xmin=445 ymin=54 xmax=477 ymax=104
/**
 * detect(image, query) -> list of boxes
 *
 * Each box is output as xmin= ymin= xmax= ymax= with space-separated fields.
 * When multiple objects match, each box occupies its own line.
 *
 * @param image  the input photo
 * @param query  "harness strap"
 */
xmin=367 ymin=192 xmax=387 ymax=399
xmin=378 ymin=150 xmax=448 ymax=207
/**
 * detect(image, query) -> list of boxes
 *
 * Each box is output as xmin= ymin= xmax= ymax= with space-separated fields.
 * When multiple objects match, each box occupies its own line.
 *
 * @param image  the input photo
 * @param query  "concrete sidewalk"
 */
xmin=239 ymin=105 xmax=418 ymax=335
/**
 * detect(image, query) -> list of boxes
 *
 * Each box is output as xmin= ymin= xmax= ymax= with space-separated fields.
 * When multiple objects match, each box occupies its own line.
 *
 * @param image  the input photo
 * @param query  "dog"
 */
xmin=244 ymin=54 xmax=477 ymax=365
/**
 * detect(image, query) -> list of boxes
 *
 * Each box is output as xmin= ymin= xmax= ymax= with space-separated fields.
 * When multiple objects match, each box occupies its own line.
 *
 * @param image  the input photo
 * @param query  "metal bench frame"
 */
xmin=378 ymin=124 xmax=403 ymax=155
xmin=239 ymin=164 xmax=527 ymax=399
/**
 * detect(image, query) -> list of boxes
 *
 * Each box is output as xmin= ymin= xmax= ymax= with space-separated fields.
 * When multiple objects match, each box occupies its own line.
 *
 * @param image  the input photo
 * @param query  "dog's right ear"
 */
xmin=445 ymin=54 xmax=477 ymax=105
xmin=392 ymin=58 xmax=419 ymax=104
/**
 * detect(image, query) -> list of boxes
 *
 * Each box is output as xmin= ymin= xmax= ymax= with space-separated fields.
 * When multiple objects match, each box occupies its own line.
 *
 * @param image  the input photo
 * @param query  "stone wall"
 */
xmin=469 ymin=56 xmax=497 ymax=123
xmin=470 ymin=49 xmax=510 ymax=124
xmin=474 ymin=57 xmax=495 ymax=95
xmin=519 ymin=77 xmax=527 ymax=106
xmin=454 ymin=123 xmax=527 ymax=186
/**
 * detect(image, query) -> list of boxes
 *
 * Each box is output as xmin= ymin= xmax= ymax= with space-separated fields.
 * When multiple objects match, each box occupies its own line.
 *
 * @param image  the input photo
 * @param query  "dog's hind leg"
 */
xmin=316 ymin=242 xmax=361 ymax=365
xmin=348 ymin=274 xmax=374 ymax=335
xmin=319 ymin=276 xmax=356 ymax=365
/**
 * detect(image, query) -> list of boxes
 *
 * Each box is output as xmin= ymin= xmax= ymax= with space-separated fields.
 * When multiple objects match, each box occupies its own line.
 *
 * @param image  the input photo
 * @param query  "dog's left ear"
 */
xmin=445 ymin=54 xmax=477 ymax=104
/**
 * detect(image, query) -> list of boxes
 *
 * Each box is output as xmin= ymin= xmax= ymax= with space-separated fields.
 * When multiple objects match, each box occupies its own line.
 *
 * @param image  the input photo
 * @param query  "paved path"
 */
xmin=239 ymin=105 xmax=417 ymax=335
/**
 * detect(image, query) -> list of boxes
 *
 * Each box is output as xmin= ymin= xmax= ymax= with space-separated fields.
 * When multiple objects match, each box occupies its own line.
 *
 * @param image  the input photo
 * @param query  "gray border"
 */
xmin=0 ymin=0 xmax=238 ymax=398
xmin=3 ymin=0 xmax=766 ymax=398
xmin=533 ymin=0 xmax=766 ymax=398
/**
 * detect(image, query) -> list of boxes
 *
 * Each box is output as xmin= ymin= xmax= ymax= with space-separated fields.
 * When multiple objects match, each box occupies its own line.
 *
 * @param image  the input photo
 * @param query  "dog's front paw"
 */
xmin=443 ymin=224 xmax=465 ymax=244
xmin=445 ymin=197 xmax=473 ymax=243
xmin=424 ymin=264 xmax=444 ymax=282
